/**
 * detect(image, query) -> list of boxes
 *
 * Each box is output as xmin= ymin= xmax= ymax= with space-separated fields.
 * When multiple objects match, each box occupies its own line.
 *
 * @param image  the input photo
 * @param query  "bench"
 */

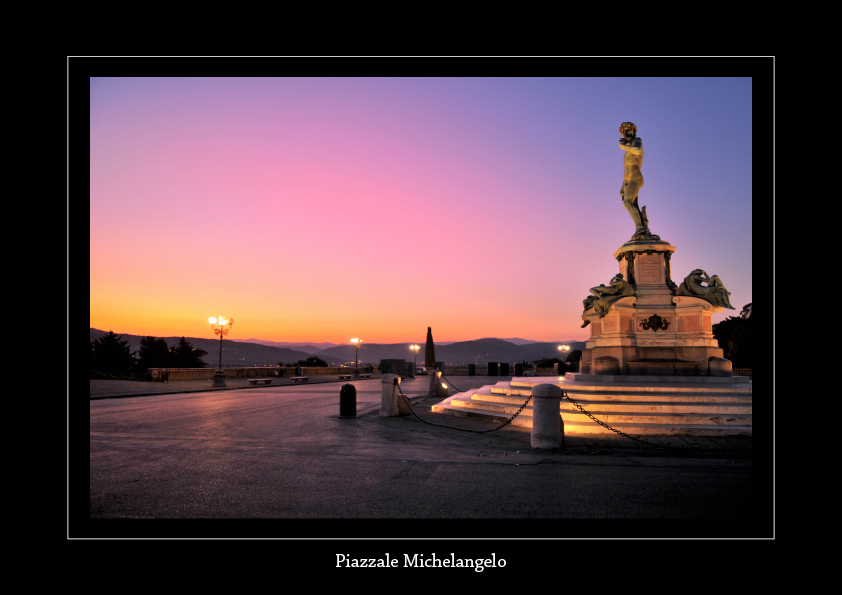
xmin=247 ymin=378 xmax=273 ymax=385
xmin=290 ymin=376 xmax=310 ymax=383
xmin=338 ymin=373 xmax=372 ymax=380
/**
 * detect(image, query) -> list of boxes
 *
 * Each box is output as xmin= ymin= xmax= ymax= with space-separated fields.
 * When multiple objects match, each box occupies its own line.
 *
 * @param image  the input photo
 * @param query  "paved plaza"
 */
xmin=80 ymin=373 xmax=770 ymax=538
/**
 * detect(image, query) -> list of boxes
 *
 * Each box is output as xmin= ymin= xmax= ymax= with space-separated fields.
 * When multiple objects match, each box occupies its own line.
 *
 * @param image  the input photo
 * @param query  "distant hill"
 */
xmin=479 ymin=337 xmax=541 ymax=345
xmin=90 ymin=329 xmax=585 ymax=367
xmin=240 ymin=338 xmax=341 ymax=354
xmin=434 ymin=339 xmax=585 ymax=366
xmin=89 ymin=328 xmax=314 ymax=368
xmin=311 ymin=338 xmax=586 ymax=366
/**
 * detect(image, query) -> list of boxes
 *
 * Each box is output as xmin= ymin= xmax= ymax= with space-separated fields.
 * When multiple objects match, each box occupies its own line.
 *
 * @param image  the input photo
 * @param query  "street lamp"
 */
xmin=409 ymin=344 xmax=420 ymax=377
xmin=558 ymin=344 xmax=570 ymax=362
xmin=209 ymin=316 xmax=234 ymax=387
xmin=351 ymin=337 xmax=363 ymax=378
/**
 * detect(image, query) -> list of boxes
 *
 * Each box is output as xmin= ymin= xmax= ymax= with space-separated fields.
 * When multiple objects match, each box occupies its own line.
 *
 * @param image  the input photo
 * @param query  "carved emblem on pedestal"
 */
xmin=640 ymin=314 xmax=670 ymax=331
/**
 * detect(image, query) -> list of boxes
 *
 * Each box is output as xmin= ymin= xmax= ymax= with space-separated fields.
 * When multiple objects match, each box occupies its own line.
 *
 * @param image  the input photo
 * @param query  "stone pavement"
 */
xmin=83 ymin=374 xmax=767 ymax=535
xmin=89 ymin=373 xmax=363 ymax=400
xmin=89 ymin=373 xmax=752 ymax=454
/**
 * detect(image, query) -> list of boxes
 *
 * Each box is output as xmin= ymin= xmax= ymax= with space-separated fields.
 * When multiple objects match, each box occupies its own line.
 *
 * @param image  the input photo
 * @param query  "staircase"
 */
xmin=431 ymin=374 xmax=752 ymax=436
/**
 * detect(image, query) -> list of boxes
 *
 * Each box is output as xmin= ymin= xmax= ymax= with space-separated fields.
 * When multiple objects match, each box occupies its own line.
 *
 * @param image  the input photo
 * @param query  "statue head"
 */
xmin=619 ymin=122 xmax=637 ymax=139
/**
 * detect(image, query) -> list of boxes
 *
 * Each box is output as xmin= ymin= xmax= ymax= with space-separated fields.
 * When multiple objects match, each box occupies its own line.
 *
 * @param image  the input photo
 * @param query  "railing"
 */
xmin=148 ymin=366 xmax=354 ymax=381
xmin=438 ymin=365 xmax=557 ymax=376
xmin=147 ymin=364 xmax=581 ymax=381
xmin=733 ymin=368 xmax=752 ymax=377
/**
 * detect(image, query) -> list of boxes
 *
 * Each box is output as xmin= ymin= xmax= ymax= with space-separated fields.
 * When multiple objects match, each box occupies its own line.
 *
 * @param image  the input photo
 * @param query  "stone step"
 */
xmin=433 ymin=376 xmax=752 ymax=437
xmin=507 ymin=381 xmax=753 ymax=396
xmin=560 ymin=373 xmax=752 ymax=385
xmin=430 ymin=402 xmax=751 ymax=436
xmin=448 ymin=397 xmax=751 ymax=426
xmin=488 ymin=388 xmax=752 ymax=404
xmin=486 ymin=387 xmax=751 ymax=403
xmin=457 ymin=393 xmax=752 ymax=415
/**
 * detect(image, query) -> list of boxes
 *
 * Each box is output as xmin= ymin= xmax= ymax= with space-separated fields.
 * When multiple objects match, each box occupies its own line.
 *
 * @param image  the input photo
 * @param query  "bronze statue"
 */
xmin=675 ymin=269 xmax=735 ymax=309
xmin=581 ymin=273 xmax=636 ymax=327
xmin=618 ymin=122 xmax=654 ymax=239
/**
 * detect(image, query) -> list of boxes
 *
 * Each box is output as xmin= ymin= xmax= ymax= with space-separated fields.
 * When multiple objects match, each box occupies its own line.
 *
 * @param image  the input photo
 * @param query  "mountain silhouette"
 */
xmin=90 ymin=328 xmax=584 ymax=367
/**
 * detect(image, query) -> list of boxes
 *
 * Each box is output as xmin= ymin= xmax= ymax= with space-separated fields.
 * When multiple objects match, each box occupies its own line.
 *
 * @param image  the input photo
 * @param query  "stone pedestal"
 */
xmin=212 ymin=370 xmax=227 ymax=387
xmin=580 ymin=239 xmax=727 ymax=376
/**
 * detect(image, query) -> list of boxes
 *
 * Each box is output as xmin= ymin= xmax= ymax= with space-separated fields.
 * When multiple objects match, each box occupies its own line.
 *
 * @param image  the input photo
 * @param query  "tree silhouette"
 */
xmin=297 ymin=356 xmax=328 ymax=367
xmin=565 ymin=349 xmax=582 ymax=363
xmin=713 ymin=303 xmax=752 ymax=368
xmin=425 ymin=327 xmax=436 ymax=369
xmin=90 ymin=331 xmax=136 ymax=378
xmin=137 ymin=336 xmax=171 ymax=372
xmin=170 ymin=337 xmax=208 ymax=368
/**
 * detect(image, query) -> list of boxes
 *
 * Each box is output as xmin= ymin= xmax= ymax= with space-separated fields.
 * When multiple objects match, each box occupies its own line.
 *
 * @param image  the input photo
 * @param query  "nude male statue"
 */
xmin=618 ymin=122 xmax=651 ymax=238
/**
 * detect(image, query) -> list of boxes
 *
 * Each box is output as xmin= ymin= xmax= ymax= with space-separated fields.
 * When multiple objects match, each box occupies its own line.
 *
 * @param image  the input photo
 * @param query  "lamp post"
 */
xmin=351 ymin=337 xmax=363 ymax=378
xmin=209 ymin=316 xmax=234 ymax=387
xmin=409 ymin=344 xmax=419 ymax=377
xmin=558 ymin=344 xmax=569 ymax=362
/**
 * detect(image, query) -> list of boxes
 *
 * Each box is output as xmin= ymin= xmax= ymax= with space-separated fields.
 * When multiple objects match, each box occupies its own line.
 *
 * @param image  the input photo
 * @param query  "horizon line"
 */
xmin=89 ymin=328 xmax=586 ymax=345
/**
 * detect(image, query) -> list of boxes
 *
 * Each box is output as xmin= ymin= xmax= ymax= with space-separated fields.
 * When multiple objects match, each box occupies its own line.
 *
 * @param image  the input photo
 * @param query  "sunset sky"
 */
xmin=90 ymin=77 xmax=752 ymax=345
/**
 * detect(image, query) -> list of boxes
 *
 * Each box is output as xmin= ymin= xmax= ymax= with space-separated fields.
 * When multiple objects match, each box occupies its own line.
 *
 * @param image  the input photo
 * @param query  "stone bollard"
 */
xmin=380 ymin=374 xmax=410 ymax=416
xmin=427 ymin=370 xmax=448 ymax=399
xmin=530 ymin=383 xmax=564 ymax=449
xmin=339 ymin=383 xmax=356 ymax=417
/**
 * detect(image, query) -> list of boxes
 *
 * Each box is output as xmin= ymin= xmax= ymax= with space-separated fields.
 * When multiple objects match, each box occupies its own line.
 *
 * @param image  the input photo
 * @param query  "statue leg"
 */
xmin=622 ymin=195 xmax=645 ymax=234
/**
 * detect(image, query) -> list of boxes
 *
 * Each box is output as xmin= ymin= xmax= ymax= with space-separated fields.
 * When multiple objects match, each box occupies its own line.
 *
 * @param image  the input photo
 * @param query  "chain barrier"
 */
xmin=399 ymin=374 xmax=695 ymax=450
xmin=397 ymin=382 xmax=532 ymax=434
xmin=560 ymin=391 xmax=662 ymax=449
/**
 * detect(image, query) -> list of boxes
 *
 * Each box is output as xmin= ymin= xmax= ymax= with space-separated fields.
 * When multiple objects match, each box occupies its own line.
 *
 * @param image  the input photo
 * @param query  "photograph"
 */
xmin=74 ymin=63 xmax=771 ymax=554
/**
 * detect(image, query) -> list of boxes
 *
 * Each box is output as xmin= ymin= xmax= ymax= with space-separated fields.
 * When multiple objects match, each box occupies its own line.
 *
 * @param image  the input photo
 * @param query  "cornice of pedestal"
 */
xmin=614 ymin=238 xmax=676 ymax=259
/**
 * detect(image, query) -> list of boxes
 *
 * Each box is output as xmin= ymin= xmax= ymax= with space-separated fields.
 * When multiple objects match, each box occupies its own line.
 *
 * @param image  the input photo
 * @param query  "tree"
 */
xmin=170 ymin=337 xmax=208 ymax=368
xmin=713 ymin=303 xmax=752 ymax=368
xmin=566 ymin=349 xmax=582 ymax=364
xmin=298 ymin=356 xmax=328 ymax=367
xmin=425 ymin=327 xmax=436 ymax=369
xmin=535 ymin=357 xmax=571 ymax=374
xmin=136 ymin=336 xmax=171 ymax=373
xmin=91 ymin=331 xmax=136 ymax=378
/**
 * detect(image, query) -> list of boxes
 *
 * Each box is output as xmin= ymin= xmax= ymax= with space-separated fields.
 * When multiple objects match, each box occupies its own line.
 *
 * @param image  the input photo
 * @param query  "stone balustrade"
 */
xmin=148 ymin=366 xmax=360 ymax=381
xmin=147 ymin=363 xmax=591 ymax=381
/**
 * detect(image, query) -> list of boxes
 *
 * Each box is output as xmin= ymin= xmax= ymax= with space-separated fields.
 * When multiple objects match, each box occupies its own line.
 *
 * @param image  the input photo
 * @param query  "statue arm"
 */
xmin=601 ymin=282 xmax=623 ymax=296
xmin=619 ymin=138 xmax=642 ymax=154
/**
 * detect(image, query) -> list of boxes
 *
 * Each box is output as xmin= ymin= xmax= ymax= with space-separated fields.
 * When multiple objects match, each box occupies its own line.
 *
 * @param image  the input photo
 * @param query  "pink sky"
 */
xmin=90 ymin=77 xmax=752 ymax=344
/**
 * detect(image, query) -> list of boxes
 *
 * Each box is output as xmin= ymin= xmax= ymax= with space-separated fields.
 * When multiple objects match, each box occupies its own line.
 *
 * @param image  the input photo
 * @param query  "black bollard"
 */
xmin=340 ymin=383 xmax=357 ymax=417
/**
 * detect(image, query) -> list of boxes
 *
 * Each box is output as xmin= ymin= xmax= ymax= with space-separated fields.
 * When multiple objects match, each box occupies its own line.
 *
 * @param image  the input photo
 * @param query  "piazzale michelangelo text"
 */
xmin=336 ymin=553 xmax=506 ymax=571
